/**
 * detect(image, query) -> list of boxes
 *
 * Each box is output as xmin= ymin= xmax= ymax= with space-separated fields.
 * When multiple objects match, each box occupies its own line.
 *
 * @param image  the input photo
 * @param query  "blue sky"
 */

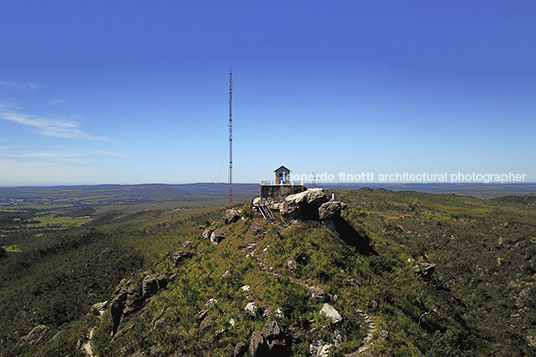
xmin=1 ymin=0 xmax=535 ymax=186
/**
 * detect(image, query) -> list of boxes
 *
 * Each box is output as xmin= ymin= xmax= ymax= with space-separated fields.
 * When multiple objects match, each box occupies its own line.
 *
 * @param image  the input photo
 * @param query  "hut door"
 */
xmin=279 ymin=171 xmax=286 ymax=184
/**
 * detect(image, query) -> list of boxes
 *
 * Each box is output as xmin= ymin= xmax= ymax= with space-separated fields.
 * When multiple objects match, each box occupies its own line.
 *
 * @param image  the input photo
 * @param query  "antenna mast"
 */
xmin=228 ymin=69 xmax=233 ymax=209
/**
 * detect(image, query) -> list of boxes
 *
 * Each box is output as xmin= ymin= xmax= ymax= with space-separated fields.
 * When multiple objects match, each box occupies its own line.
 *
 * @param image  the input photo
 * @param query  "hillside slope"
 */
xmin=1 ymin=188 xmax=535 ymax=356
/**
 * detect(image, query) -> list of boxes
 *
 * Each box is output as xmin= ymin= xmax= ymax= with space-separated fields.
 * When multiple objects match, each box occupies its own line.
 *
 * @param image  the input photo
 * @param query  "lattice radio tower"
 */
xmin=228 ymin=69 xmax=233 ymax=209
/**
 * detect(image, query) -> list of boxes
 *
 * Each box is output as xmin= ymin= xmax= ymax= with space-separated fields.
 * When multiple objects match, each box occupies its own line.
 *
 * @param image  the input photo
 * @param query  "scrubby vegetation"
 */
xmin=0 ymin=187 xmax=535 ymax=356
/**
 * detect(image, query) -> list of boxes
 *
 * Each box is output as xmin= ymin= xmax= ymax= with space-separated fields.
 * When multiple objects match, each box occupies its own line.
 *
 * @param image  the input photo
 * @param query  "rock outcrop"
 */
xmin=281 ymin=188 xmax=329 ymax=221
xmin=318 ymin=200 xmax=342 ymax=221
xmin=262 ymin=321 xmax=287 ymax=351
xmin=224 ymin=209 xmax=241 ymax=225
xmin=210 ymin=229 xmax=225 ymax=245
xmin=202 ymin=228 xmax=214 ymax=240
xmin=171 ymin=250 xmax=193 ymax=269
xmin=248 ymin=321 xmax=291 ymax=357
xmin=16 ymin=325 xmax=49 ymax=347
xmin=111 ymin=274 xmax=169 ymax=335
xmin=319 ymin=303 xmax=343 ymax=324
xmin=413 ymin=262 xmax=436 ymax=280
xmin=308 ymin=286 xmax=329 ymax=303
xmin=199 ymin=315 xmax=213 ymax=335
xmin=233 ymin=341 xmax=247 ymax=357
xmin=310 ymin=340 xmax=332 ymax=357
xmin=89 ymin=301 xmax=108 ymax=317
xmin=253 ymin=188 xmax=346 ymax=226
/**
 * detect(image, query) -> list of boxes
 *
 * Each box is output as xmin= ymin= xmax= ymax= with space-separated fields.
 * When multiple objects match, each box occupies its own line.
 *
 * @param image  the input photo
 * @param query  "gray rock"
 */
xmin=244 ymin=302 xmax=258 ymax=316
xmin=422 ymin=262 xmax=436 ymax=277
xmin=204 ymin=298 xmax=218 ymax=307
xmin=233 ymin=341 xmax=247 ymax=357
xmin=346 ymin=278 xmax=361 ymax=287
xmin=224 ymin=209 xmax=240 ymax=225
xmin=171 ymin=250 xmax=193 ymax=268
xmin=215 ymin=328 xmax=225 ymax=340
xmin=110 ymin=280 xmax=144 ymax=335
xmin=308 ymin=286 xmax=329 ymax=303
xmin=379 ymin=329 xmax=389 ymax=340
xmin=249 ymin=330 xmax=266 ymax=357
xmin=318 ymin=201 xmax=342 ymax=220
xmin=153 ymin=318 xmax=165 ymax=329
xmin=16 ymin=325 xmax=49 ymax=347
xmin=210 ymin=229 xmax=225 ymax=245
xmin=194 ymin=309 xmax=208 ymax=321
xmin=262 ymin=321 xmax=286 ymax=350
xmin=333 ymin=328 xmax=343 ymax=347
xmin=310 ymin=340 xmax=332 ymax=357
xmin=90 ymin=301 xmax=108 ymax=317
xmin=283 ymin=188 xmax=329 ymax=220
xmin=413 ymin=262 xmax=436 ymax=280
xmin=286 ymin=188 xmax=328 ymax=206
xmin=249 ymin=222 xmax=264 ymax=235
xmin=287 ymin=259 xmax=297 ymax=274
xmin=412 ymin=264 xmax=422 ymax=275
xmin=319 ymin=303 xmax=343 ymax=324
xmin=182 ymin=240 xmax=193 ymax=248
xmin=202 ymin=228 xmax=214 ymax=240
xmin=142 ymin=274 xmax=159 ymax=299
xmin=248 ymin=322 xmax=290 ymax=357
xmin=199 ymin=315 xmax=213 ymax=335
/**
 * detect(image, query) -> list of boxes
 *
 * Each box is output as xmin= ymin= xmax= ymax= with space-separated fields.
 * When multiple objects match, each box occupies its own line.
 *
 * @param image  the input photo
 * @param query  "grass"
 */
xmin=2 ymin=245 xmax=22 ymax=252
xmin=2 ymin=188 xmax=536 ymax=356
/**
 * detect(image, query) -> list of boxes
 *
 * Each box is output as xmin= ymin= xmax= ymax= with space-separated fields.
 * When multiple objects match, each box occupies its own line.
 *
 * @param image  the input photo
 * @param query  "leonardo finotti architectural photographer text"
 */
xmin=288 ymin=172 xmax=527 ymax=184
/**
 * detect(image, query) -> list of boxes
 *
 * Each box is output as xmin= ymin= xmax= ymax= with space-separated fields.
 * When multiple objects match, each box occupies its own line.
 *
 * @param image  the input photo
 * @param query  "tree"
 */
xmin=427 ymin=330 xmax=463 ymax=357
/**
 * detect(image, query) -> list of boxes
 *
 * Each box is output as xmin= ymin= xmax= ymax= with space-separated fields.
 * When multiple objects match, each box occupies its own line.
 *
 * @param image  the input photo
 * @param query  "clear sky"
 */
xmin=1 ymin=0 xmax=535 ymax=186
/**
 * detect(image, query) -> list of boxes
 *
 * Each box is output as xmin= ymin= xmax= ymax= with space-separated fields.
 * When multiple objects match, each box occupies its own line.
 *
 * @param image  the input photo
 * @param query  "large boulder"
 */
xmin=111 ymin=279 xmax=154 ymax=335
xmin=142 ymin=274 xmax=159 ymax=299
xmin=202 ymin=228 xmax=215 ymax=240
xmin=224 ymin=209 xmax=240 ymax=225
xmin=282 ymin=188 xmax=329 ymax=221
xmin=249 ymin=330 xmax=267 ymax=357
xmin=249 ymin=222 xmax=264 ymax=236
xmin=262 ymin=321 xmax=287 ymax=350
xmin=210 ymin=229 xmax=225 ymax=245
xmin=90 ymin=301 xmax=108 ymax=317
xmin=319 ymin=303 xmax=343 ymax=324
xmin=287 ymin=188 xmax=328 ymax=206
xmin=110 ymin=280 xmax=144 ymax=336
xmin=318 ymin=201 xmax=342 ymax=220
xmin=171 ymin=250 xmax=193 ymax=269
xmin=248 ymin=321 xmax=291 ymax=357
xmin=233 ymin=342 xmax=247 ymax=357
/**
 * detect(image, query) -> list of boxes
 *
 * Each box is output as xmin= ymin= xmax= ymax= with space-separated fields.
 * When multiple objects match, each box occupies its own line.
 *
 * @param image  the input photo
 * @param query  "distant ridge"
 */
xmin=1 ymin=182 xmax=535 ymax=204
xmin=0 ymin=183 xmax=260 ymax=205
